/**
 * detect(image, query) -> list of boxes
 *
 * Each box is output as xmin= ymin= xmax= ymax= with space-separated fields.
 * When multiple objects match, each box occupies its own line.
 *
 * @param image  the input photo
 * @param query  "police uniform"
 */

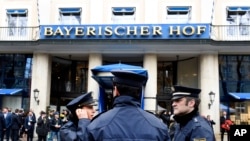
xmin=79 ymin=70 xmax=171 ymax=141
xmin=172 ymin=86 xmax=216 ymax=141
xmin=60 ymin=92 xmax=96 ymax=141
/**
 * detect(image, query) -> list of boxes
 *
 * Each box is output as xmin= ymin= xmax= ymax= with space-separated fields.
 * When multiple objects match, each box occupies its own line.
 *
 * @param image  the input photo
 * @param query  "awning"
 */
xmin=91 ymin=63 xmax=147 ymax=76
xmin=227 ymin=7 xmax=250 ymax=11
xmin=6 ymin=9 xmax=28 ymax=14
xmin=59 ymin=8 xmax=81 ymax=13
xmin=112 ymin=7 xmax=135 ymax=13
xmin=167 ymin=6 xmax=191 ymax=12
xmin=92 ymin=76 xmax=113 ymax=89
xmin=91 ymin=63 xmax=148 ymax=89
xmin=228 ymin=92 xmax=250 ymax=100
xmin=220 ymin=104 xmax=236 ymax=113
xmin=0 ymin=89 xmax=23 ymax=95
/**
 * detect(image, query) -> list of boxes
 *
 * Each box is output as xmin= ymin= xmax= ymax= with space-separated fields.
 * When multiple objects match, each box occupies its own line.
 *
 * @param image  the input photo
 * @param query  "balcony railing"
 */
xmin=212 ymin=25 xmax=250 ymax=41
xmin=0 ymin=26 xmax=39 ymax=41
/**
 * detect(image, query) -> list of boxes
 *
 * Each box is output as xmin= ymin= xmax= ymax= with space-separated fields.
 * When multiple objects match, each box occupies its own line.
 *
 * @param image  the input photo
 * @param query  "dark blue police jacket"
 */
xmin=68 ymin=95 xmax=170 ymax=141
xmin=60 ymin=119 xmax=90 ymax=141
xmin=173 ymin=111 xmax=216 ymax=141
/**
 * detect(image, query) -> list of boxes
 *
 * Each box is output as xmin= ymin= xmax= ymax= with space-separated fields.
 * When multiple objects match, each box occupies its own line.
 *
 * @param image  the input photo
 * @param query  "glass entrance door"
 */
xmin=156 ymin=57 xmax=198 ymax=116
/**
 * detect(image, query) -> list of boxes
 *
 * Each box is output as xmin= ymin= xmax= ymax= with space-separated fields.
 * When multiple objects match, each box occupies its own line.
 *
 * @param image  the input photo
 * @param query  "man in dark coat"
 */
xmin=10 ymin=109 xmax=22 ymax=141
xmin=75 ymin=70 xmax=171 ymax=141
xmin=0 ymin=111 xmax=5 ymax=141
xmin=2 ymin=107 xmax=12 ymax=141
xmin=171 ymin=85 xmax=216 ymax=141
xmin=24 ymin=111 xmax=36 ymax=141
xmin=36 ymin=111 xmax=50 ymax=141
xmin=18 ymin=109 xmax=26 ymax=139
xmin=60 ymin=92 xmax=96 ymax=141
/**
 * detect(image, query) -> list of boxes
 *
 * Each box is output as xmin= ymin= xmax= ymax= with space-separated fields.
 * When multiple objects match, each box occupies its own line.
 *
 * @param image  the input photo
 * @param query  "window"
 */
xmin=166 ymin=6 xmax=191 ymax=23
xmin=226 ymin=7 xmax=250 ymax=36
xmin=59 ymin=8 xmax=81 ymax=25
xmin=6 ymin=9 xmax=28 ymax=36
xmin=112 ymin=7 xmax=136 ymax=24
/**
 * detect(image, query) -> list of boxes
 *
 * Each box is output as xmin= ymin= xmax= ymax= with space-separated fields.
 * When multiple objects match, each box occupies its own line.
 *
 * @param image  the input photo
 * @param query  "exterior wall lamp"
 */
xmin=208 ymin=91 xmax=215 ymax=109
xmin=33 ymin=89 xmax=40 ymax=105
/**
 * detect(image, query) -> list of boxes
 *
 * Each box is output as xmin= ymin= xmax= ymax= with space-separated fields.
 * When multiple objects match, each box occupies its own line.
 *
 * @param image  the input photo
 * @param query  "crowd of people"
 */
xmin=0 ymin=107 xmax=72 ymax=141
xmin=0 ymin=107 xmax=36 ymax=141
xmin=1 ymin=70 xmax=235 ymax=141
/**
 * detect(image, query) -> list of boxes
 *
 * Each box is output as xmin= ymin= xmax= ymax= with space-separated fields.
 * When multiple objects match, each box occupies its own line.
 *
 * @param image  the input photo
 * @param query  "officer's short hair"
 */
xmin=185 ymin=97 xmax=201 ymax=108
xmin=115 ymin=83 xmax=141 ymax=99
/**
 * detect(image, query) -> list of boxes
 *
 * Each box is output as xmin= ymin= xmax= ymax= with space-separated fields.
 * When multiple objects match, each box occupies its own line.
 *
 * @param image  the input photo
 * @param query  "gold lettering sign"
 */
xmin=114 ymin=26 xmax=125 ymax=36
xmin=54 ymin=27 xmax=64 ymax=36
xmin=197 ymin=26 xmax=206 ymax=35
xmin=140 ymin=26 xmax=150 ymax=36
xmin=87 ymin=26 xmax=96 ymax=36
xmin=98 ymin=26 xmax=102 ymax=36
xmin=44 ymin=27 xmax=53 ymax=36
xmin=75 ymin=27 xmax=84 ymax=36
xmin=182 ymin=26 xmax=195 ymax=36
xmin=64 ymin=27 xmax=73 ymax=36
xmin=42 ymin=25 xmax=207 ymax=38
xmin=153 ymin=26 xmax=162 ymax=35
xmin=127 ymin=26 xmax=137 ymax=35
xmin=169 ymin=26 xmax=181 ymax=35
xmin=104 ymin=26 xmax=112 ymax=36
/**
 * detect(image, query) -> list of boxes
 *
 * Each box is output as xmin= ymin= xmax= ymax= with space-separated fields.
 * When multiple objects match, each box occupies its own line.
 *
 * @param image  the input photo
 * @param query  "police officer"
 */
xmin=60 ymin=92 xmax=96 ymax=141
xmin=171 ymin=85 xmax=215 ymax=141
xmin=79 ymin=70 xmax=170 ymax=141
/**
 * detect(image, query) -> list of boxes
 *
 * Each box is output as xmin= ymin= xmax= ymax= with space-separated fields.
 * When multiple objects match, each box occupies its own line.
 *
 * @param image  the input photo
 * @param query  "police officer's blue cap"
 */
xmin=111 ymin=70 xmax=148 ymax=87
xmin=171 ymin=85 xmax=201 ymax=100
xmin=66 ymin=92 xmax=96 ymax=112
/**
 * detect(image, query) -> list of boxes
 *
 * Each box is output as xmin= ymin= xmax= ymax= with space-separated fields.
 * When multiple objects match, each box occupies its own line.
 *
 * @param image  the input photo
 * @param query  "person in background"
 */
xmin=171 ymin=85 xmax=215 ymax=141
xmin=61 ymin=109 xmax=70 ymax=125
xmin=24 ymin=111 xmax=36 ymax=141
xmin=78 ymin=70 xmax=171 ymax=141
xmin=50 ymin=112 xmax=62 ymax=141
xmin=159 ymin=110 xmax=171 ymax=126
xmin=10 ymin=109 xmax=22 ymax=141
xmin=29 ymin=109 xmax=36 ymax=122
xmin=0 ymin=110 xmax=6 ymax=141
xmin=7 ymin=108 xmax=12 ymax=114
xmin=36 ymin=111 xmax=50 ymax=141
xmin=60 ymin=92 xmax=97 ymax=141
xmin=18 ymin=109 xmax=26 ymax=139
xmin=207 ymin=114 xmax=216 ymax=131
xmin=47 ymin=110 xmax=55 ymax=141
xmin=168 ymin=115 xmax=176 ymax=141
xmin=220 ymin=110 xmax=231 ymax=141
xmin=1 ymin=107 xmax=12 ymax=141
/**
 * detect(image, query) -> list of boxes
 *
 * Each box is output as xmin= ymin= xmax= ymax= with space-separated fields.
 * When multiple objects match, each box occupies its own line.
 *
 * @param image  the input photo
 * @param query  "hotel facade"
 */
xmin=1 ymin=0 xmax=250 ymax=135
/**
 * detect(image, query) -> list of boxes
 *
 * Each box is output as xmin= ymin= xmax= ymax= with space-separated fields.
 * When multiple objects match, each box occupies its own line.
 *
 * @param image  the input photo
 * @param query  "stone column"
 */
xmin=199 ymin=53 xmax=220 ymax=135
xmin=87 ymin=53 xmax=102 ymax=110
xmin=143 ymin=53 xmax=157 ymax=113
xmin=30 ymin=53 xmax=51 ymax=119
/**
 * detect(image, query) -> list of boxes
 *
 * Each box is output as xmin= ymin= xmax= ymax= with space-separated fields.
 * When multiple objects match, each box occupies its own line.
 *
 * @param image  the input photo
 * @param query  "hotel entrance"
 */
xmin=50 ymin=56 xmax=89 ymax=111
xmin=156 ymin=56 xmax=199 ymax=115
xmin=49 ymin=54 xmax=199 ymax=113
